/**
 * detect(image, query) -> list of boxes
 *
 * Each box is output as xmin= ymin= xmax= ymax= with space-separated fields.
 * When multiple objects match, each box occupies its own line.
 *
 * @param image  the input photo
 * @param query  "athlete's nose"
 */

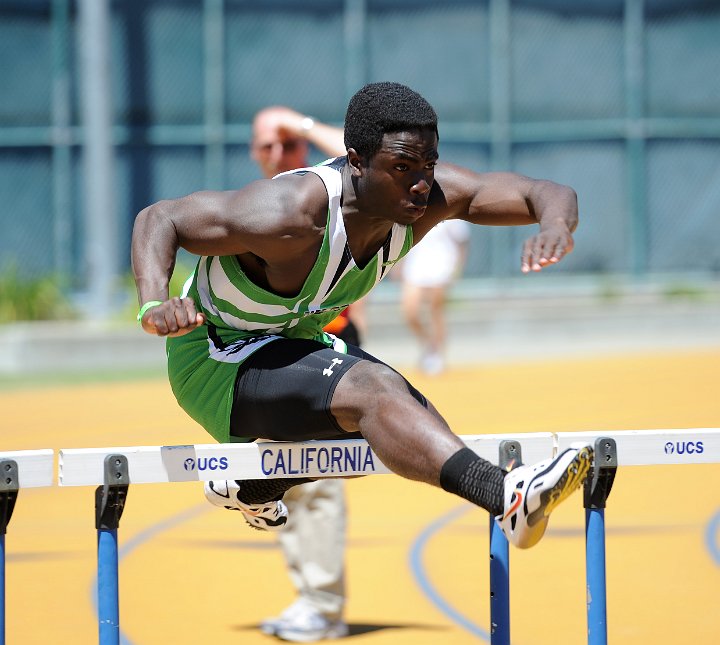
xmin=410 ymin=178 xmax=431 ymax=195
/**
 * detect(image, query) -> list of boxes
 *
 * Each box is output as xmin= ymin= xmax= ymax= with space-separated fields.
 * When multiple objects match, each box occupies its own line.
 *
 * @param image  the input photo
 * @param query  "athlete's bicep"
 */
xmin=434 ymin=164 xmax=536 ymax=226
xmin=172 ymin=181 xmax=291 ymax=257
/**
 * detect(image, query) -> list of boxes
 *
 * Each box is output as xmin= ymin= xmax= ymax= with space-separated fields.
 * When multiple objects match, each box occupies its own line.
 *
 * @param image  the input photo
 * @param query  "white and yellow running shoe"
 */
xmin=497 ymin=443 xmax=593 ymax=549
xmin=204 ymin=480 xmax=288 ymax=532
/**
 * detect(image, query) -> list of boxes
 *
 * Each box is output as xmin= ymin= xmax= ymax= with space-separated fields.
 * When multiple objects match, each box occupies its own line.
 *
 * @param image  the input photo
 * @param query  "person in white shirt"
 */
xmin=400 ymin=218 xmax=470 ymax=374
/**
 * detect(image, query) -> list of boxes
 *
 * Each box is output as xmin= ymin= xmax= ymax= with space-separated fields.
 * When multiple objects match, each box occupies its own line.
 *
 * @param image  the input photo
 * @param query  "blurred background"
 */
xmin=0 ymin=0 xmax=719 ymax=372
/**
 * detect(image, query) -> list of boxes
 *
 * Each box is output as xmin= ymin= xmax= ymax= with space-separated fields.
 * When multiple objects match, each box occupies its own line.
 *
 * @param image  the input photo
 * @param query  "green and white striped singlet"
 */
xmin=167 ymin=157 xmax=414 ymax=442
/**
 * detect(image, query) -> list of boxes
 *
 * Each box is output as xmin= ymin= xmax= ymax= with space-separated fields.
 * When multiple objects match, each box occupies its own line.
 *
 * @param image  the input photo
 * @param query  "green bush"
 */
xmin=662 ymin=283 xmax=710 ymax=301
xmin=0 ymin=260 xmax=199 ymax=324
xmin=0 ymin=267 xmax=76 ymax=323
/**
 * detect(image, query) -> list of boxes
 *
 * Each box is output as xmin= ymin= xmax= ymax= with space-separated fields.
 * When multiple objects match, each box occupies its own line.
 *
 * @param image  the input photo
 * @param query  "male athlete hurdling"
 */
xmin=132 ymin=82 xmax=592 ymax=549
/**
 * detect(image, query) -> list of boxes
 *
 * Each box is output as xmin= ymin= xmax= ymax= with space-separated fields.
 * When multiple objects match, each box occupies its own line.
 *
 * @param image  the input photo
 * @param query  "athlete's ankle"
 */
xmin=439 ymin=447 xmax=505 ymax=516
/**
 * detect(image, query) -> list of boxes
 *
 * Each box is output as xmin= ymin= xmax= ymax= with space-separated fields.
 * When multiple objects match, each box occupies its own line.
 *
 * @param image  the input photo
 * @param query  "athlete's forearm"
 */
xmin=526 ymin=179 xmax=578 ymax=234
xmin=131 ymin=201 xmax=179 ymax=305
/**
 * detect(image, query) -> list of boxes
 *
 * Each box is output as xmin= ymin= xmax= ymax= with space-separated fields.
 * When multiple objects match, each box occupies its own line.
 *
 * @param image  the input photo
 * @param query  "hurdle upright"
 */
xmin=488 ymin=439 xmax=523 ymax=645
xmin=582 ymin=437 xmax=617 ymax=645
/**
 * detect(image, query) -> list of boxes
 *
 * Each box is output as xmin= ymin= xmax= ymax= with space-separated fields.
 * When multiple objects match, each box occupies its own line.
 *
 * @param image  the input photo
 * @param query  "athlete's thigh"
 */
xmin=230 ymin=338 xmax=366 ymax=442
xmin=230 ymin=338 xmax=429 ymax=442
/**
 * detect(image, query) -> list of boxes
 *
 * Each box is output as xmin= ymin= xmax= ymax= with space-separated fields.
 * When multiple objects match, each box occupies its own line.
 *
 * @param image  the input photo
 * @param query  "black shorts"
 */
xmin=229 ymin=338 xmax=427 ymax=442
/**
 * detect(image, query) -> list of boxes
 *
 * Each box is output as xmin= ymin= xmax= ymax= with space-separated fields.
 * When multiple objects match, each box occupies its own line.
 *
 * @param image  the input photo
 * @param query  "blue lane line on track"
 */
xmin=706 ymin=509 xmax=720 ymax=567
xmin=90 ymin=503 xmax=210 ymax=645
xmin=409 ymin=503 xmax=491 ymax=641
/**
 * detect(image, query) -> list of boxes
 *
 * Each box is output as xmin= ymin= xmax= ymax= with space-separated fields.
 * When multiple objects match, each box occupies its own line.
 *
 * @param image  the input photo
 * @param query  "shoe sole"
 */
xmin=527 ymin=445 xmax=593 ymax=526
xmin=275 ymin=626 xmax=349 ymax=643
xmin=243 ymin=515 xmax=288 ymax=531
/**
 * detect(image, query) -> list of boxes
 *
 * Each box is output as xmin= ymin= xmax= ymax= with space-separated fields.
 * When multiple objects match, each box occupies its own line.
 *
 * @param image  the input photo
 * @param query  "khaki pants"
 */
xmin=279 ymin=479 xmax=347 ymax=619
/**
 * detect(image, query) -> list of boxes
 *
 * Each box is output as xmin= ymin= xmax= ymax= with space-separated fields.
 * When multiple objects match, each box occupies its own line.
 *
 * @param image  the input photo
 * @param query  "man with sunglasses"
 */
xmin=249 ymin=105 xmax=354 ymax=642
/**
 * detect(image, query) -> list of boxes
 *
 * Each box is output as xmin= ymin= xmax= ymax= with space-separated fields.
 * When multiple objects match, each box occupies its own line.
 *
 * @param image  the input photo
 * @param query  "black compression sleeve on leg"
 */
xmin=235 ymin=477 xmax=313 ymax=504
xmin=440 ymin=447 xmax=506 ymax=516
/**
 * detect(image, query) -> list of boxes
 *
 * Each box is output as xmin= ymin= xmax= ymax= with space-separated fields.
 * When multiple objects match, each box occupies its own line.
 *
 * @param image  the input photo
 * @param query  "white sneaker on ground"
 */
xmin=204 ymin=480 xmax=288 ymax=532
xmin=420 ymin=351 xmax=445 ymax=375
xmin=497 ymin=442 xmax=593 ymax=549
xmin=260 ymin=598 xmax=349 ymax=643
xmin=263 ymin=600 xmax=348 ymax=643
xmin=261 ymin=600 xmax=306 ymax=635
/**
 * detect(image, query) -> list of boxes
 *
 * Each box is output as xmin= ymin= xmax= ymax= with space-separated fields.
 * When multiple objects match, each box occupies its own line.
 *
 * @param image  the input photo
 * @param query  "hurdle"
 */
xmin=0 ymin=449 xmax=54 ymax=645
xmin=556 ymin=428 xmax=720 ymax=645
xmin=54 ymin=429 xmax=720 ymax=645
xmin=58 ymin=434 xmax=554 ymax=645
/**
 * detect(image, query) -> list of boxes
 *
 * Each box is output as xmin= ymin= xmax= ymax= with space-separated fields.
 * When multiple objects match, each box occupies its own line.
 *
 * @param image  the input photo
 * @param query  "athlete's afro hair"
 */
xmin=344 ymin=82 xmax=438 ymax=159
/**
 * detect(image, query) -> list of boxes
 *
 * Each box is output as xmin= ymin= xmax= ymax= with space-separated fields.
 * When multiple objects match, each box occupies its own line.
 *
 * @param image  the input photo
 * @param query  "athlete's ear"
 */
xmin=346 ymin=148 xmax=364 ymax=177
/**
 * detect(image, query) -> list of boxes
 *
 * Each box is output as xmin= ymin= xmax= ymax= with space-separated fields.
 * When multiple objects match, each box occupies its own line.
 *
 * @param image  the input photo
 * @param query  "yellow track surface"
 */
xmin=2 ymin=349 xmax=719 ymax=644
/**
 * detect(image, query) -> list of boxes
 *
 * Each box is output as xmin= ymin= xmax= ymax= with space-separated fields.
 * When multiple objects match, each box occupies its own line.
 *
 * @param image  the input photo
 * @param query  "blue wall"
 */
xmin=1 ymin=0 xmax=719 ymax=285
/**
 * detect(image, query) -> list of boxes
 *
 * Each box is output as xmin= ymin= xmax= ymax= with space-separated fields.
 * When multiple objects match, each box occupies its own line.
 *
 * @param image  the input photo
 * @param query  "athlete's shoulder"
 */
xmin=433 ymin=161 xmax=485 ymax=194
xmin=423 ymin=161 xmax=488 ymax=221
xmin=233 ymin=172 xmax=326 ymax=232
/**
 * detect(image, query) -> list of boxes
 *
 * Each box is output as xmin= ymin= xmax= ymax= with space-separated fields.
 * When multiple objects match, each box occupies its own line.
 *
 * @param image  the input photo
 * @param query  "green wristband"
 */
xmin=136 ymin=300 xmax=164 ymax=323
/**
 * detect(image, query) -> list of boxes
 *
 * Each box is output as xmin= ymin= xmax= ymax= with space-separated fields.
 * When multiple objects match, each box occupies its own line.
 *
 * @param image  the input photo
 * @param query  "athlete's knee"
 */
xmin=345 ymin=359 xmax=405 ymax=393
xmin=333 ymin=360 xmax=415 ymax=422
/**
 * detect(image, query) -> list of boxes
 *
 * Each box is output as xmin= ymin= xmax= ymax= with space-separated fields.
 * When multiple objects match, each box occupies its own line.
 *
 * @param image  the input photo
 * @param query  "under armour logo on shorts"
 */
xmin=323 ymin=358 xmax=343 ymax=376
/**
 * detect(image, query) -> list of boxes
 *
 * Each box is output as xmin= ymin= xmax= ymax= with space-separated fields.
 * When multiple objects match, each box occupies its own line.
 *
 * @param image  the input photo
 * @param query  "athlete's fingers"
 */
xmin=521 ymin=236 xmax=543 ymax=273
xmin=171 ymin=297 xmax=191 ymax=329
xmin=521 ymin=230 xmax=574 ymax=273
xmin=140 ymin=298 xmax=205 ymax=337
xmin=167 ymin=298 xmax=205 ymax=338
xmin=141 ymin=302 xmax=169 ymax=335
xmin=549 ymin=232 xmax=574 ymax=262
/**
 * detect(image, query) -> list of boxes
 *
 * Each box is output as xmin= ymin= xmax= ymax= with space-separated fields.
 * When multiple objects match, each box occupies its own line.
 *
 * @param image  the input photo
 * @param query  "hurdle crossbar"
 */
xmin=58 ymin=433 xmax=556 ymax=486
xmin=0 ymin=450 xmax=54 ymax=489
xmin=555 ymin=428 xmax=719 ymax=465
xmin=58 ymin=429 xmax=720 ymax=487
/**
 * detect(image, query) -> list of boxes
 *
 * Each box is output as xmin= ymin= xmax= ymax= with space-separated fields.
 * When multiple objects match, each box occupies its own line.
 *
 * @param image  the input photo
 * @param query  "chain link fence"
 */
xmin=0 ymin=0 xmax=719 ymax=317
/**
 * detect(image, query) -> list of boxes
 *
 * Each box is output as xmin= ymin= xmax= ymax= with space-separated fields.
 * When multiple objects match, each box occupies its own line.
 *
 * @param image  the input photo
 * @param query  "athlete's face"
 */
xmin=351 ymin=129 xmax=438 ymax=225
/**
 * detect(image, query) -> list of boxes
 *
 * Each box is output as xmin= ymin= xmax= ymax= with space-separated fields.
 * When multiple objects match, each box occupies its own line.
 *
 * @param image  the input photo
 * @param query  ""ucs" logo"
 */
xmin=664 ymin=441 xmax=704 ymax=455
xmin=183 ymin=456 xmax=229 ymax=472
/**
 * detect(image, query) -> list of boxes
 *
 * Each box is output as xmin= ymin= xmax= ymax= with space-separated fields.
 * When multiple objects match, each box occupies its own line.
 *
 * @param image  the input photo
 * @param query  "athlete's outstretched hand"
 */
xmin=521 ymin=222 xmax=574 ymax=273
xmin=139 ymin=297 xmax=206 ymax=337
